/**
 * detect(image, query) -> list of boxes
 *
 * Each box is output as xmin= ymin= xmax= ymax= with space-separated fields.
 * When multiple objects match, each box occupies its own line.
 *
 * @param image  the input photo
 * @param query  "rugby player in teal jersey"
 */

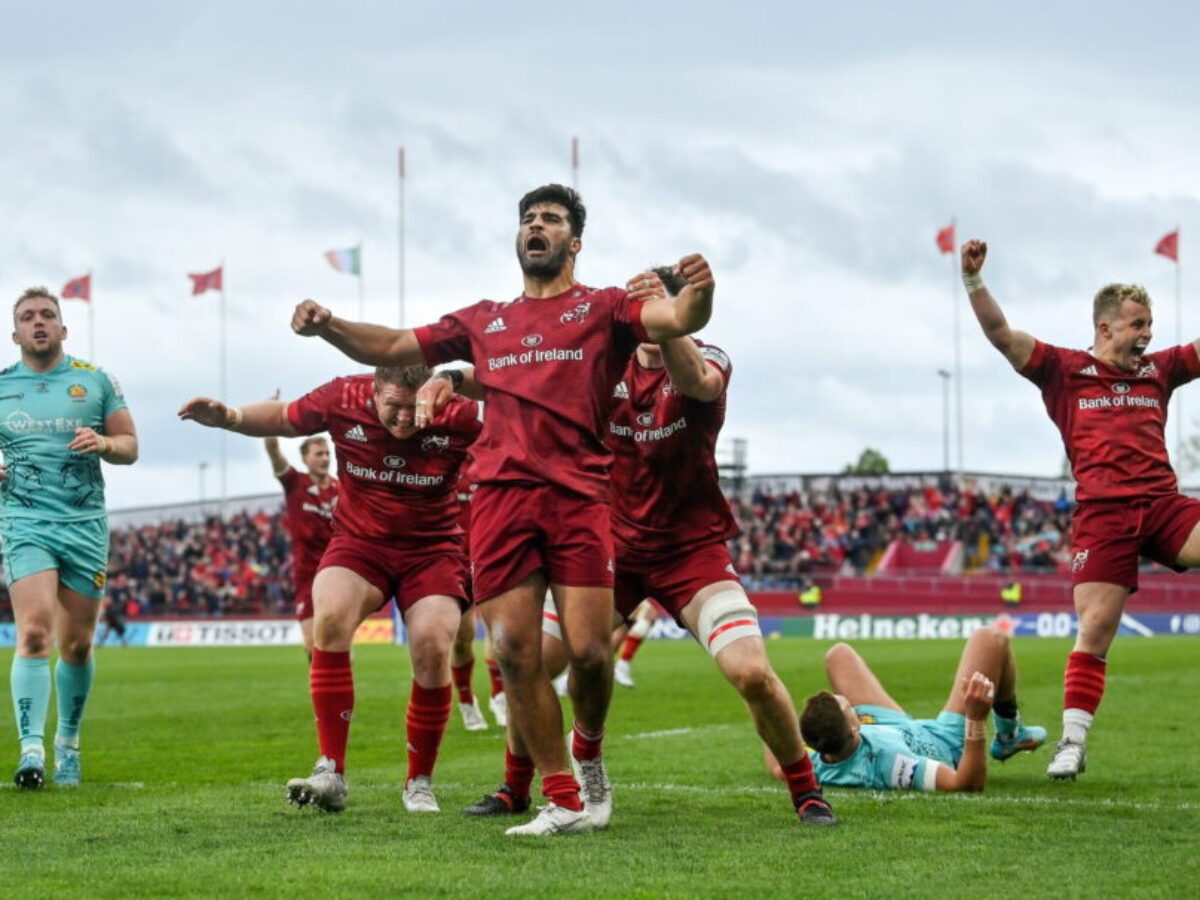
xmin=766 ymin=626 xmax=1046 ymax=792
xmin=2 ymin=287 xmax=138 ymax=788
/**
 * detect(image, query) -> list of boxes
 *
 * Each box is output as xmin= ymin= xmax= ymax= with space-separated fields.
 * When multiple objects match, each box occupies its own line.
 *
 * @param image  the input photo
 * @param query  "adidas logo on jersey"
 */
xmin=484 ymin=317 xmax=507 ymax=334
xmin=613 ymin=381 xmax=629 ymax=399
xmin=1079 ymin=365 xmax=1098 ymax=376
xmin=343 ymin=424 xmax=368 ymax=443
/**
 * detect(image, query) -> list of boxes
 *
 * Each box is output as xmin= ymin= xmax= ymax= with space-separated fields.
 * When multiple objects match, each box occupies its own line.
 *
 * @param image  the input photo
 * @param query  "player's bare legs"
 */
xmin=553 ymin=583 xmax=617 ymax=827
xmin=483 ymin=628 xmax=508 ymax=727
xmin=681 ymin=581 xmax=835 ymax=825
xmin=823 ymin=643 xmax=905 ymax=711
xmin=1050 ymin=580 xmax=1131 ymax=781
xmin=10 ymin=571 xmax=101 ymax=788
xmin=614 ymin=601 xmax=655 ymax=688
xmin=299 ymin=618 xmax=314 ymax=659
xmin=451 ymin=608 xmax=487 ymax=731
xmin=401 ymin=594 xmax=461 ymax=811
xmin=288 ymin=567 xmax=381 ymax=812
xmin=482 ymin=571 xmax=591 ymax=834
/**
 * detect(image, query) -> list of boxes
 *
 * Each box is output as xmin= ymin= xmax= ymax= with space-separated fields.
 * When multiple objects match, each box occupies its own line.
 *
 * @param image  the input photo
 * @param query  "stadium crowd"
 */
xmin=0 ymin=480 xmax=1076 ymax=620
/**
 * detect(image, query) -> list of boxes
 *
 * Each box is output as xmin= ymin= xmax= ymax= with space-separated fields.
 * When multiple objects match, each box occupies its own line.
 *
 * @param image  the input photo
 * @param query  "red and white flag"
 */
xmin=188 ymin=266 xmax=224 ymax=296
xmin=62 ymin=274 xmax=91 ymax=301
xmin=1155 ymin=229 xmax=1179 ymax=262
xmin=936 ymin=223 xmax=956 ymax=254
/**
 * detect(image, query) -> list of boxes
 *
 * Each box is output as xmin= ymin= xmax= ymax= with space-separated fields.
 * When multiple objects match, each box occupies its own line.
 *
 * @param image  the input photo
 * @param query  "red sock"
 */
xmin=619 ymin=635 xmax=644 ymax=662
xmin=541 ymin=771 xmax=583 ymax=812
xmin=781 ymin=755 xmax=820 ymax=806
xmin=1064 ymin=651 xmax=1106 ymax=714
xmin=486 ymin=660 xmax=504 ymax=697
xmin=451 ymin=661 xmax=475 ymax=705
xmin=571 ymin=723 xmax=604 ymax=762
xmin=504 ymin=747 xmax=535 ymax=800
xmin=406 ymin=682 xmax=452 ymax=780
xmin=310 ymin=648 xmax=354 ymax=774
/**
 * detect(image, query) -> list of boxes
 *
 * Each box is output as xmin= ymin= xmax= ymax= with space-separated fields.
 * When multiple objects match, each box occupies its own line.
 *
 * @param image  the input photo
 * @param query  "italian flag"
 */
xmin=324 ymin=245 xmax=361 ymax=275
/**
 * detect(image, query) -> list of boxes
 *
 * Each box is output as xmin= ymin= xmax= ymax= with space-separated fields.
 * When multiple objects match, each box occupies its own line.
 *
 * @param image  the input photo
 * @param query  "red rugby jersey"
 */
xmin=1021 ymin=340 xmax=1200 ymax=501
xmin=277 ymin=467 xmax=338 ymax=580
xmin=607 ymin=342 xmax=738 ymax=551
xmin=414 ymin=284 xmax=647 ymax=500
xmin=287 ymin=375 xmax=481 ymax=543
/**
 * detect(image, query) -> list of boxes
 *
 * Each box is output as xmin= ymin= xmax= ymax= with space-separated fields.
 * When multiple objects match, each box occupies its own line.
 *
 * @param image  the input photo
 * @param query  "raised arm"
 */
xmin=660 ymin=339 xmax=725 ymax=402
xmin=630 ymin=254 xmax=715 ymax=342
xmin=932 ymin=672 xmax=994 ymax=792
xmin=178 ymin=398 xmax=299 ymax=439
xmin=264 ymin=437 xmax=289 ymax=477
xmin=292 ymin=300 xmax=425 ymax=367
xmin=962 ymin=240 xmax=1035 ymax=371
xmin=414 ymin=367 xmax=481 ymax=428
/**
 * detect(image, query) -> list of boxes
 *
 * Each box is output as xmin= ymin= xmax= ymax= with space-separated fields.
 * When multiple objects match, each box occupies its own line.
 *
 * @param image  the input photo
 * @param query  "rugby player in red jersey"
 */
xmin=264 ymin=430 xmax=338 ymax=658
xmin=291 ymin=184 xmax=715 ymax=835
xmin=179 ymin=365 xmax=480 ymax=812
xmin=461 ymin=267 xmax=836 ymax=825
xmin=962 ymin=238 xmax=1200 ymax=780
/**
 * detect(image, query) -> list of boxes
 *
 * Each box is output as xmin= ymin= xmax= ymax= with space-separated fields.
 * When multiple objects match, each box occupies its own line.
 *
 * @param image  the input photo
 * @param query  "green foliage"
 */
xmin=1 ymin=639 xmax=1197 ymax=897
xmin=843 ymin=448 xmax=891 ymax=475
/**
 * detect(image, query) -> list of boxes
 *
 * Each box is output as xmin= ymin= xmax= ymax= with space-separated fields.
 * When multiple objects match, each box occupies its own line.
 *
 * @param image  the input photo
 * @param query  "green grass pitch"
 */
xmin=2 ymin=637 xmax=1197 ymax=898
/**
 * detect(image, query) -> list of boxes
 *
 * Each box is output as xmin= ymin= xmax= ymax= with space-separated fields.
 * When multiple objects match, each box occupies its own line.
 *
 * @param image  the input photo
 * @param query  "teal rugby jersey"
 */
xmin=0 ymin=355 xmax=127 ymax=521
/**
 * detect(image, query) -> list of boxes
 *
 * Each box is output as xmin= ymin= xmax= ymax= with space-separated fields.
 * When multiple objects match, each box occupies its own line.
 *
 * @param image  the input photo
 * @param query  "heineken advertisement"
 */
xmin=760 ymin=611 xmax=1200 ymax=640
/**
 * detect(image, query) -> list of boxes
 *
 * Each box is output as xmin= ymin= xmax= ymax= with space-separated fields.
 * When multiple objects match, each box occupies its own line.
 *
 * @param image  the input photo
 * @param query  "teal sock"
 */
xmin=11 ymin=656 xmax=51 ymax=755
xmin=54 ymin=657 xmax=95 ymax=747
xmin=993 ymin=711 xmax=1019 ymax=737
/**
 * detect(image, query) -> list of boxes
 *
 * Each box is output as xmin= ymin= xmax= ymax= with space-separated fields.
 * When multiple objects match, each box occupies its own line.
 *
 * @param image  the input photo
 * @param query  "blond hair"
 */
xmin=374 ymin=365 xmax=432 ymax=390
xmin=1093 ymin=283 xmax=1151 ymax=326
xmin=13 ymin=286 xmax=62 ymax=327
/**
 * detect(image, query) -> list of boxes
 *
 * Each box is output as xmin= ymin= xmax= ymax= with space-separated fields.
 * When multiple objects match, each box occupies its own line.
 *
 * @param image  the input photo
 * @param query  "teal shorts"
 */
xmin=0 ymin=516 xmax=110 ymax=600
xmin=855 ymin=705 xmax=966 ymax=766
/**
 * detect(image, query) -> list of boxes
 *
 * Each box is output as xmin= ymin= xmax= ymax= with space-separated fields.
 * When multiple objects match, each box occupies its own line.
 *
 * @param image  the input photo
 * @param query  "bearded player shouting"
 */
xmin=961 ymin=238 xmax=1200 ymax=781
xmin=291 ymin=185 xmax=714 ymax=835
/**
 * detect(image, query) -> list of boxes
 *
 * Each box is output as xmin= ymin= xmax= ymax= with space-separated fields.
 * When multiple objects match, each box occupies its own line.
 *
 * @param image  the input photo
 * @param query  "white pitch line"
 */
xmin=617 ymin=782 xmax=1198 ymax=812
xmin=624 ymin=724 xmax=734 ymax=741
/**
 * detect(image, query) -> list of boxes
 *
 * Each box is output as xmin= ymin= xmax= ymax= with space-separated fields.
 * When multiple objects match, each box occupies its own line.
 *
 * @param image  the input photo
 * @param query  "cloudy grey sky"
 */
xmin=4 ymin=1 xmax=1200 ymax=508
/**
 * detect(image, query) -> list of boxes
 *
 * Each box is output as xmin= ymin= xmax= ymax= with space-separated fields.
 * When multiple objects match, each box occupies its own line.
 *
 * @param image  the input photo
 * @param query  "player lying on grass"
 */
xmin=179 ymin=364 xmax=480 ymax=813
xmin=4 ymin=286 xmax=139 ymax=789
xmin=766 ymin=626 xmax=1045 ymax=791
xmin=449 ymin=267 xmax=835 ymax=825
xmin=292 ymin=184 xmax=716 ymax=836
xmin=961 ymin=238 xmax=1200 ymax=781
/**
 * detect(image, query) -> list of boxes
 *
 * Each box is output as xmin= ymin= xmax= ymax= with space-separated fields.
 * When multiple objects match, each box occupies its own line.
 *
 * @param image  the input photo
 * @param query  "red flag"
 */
xmin=936 ymin=223 xmax=956 ymax=255
xmin=1155 ymin=229 xmax=1179 ymax=262
xmin=61 ymin=274 xmax=91 ymax=302
xmin=188 ymin=266 xmax=223 ymax=296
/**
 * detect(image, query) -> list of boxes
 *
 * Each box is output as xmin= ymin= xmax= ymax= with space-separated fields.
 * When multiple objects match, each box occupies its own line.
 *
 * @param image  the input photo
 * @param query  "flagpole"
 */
xmin=571 ymin=136 xmax=579 ymax=190
xmin=950 ymin=216 xmax=964 ymax=478
xmin=398 ymin=147 xmax=406 ymax=327
xmin=87 ymin=272 xmax=95 ymax=362
xmin=357 ymin=243 xmax=365 ymax=322
xmin=1176 ymin=225 xmax=1183 ymax=465
xmin=219 ymin=258 xmax=227 ymax=514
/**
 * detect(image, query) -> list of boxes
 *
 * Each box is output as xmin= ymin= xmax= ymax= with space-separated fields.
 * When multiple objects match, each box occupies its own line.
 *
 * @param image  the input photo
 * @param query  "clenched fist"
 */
xmin=292 ymin=300 xmax=333 ymax=337
xmin=961 ymin=239 xmax=988 ymax=276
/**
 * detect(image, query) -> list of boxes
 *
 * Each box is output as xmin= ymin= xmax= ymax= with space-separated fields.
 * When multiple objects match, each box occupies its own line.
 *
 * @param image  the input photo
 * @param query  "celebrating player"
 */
xmin=291 ymin=184 xmax=715 ymax=835
xmin=264 ymin=428 xmax=338 ymax=659
xmin=961 ymin=239 xmax=1200 ymax=781
xmin=463 ymin=266 xmax=836 ymax=824
xmin=768 ymin=628 xmax=1045 ymax=791
xmin=3 ymin=286 xmax=139 ymax=788
xmin=179 ymin=364 xmax=479 ymax=813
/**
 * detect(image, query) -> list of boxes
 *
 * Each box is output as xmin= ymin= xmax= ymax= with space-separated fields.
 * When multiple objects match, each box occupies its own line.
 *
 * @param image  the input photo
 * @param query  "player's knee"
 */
xmin=971 ymin=625 xmax=1008 ymax=652
xmin=18 ymin=625 xmax=52 ymax=656
xmin=492 ymin=630 xmax=540 ymax=682
xmin=313 ymin=612 xmax=354 ymax=649
xmin=697 ymin=589 xmax=760 ymax=658
xmin=59 ymin=635 xmax=93 ymax=665
xmin=824 ymin=642 xmax=855 ymax=668
xmin=729 ymin=658 xmax=775 ymax=703
xmin=566 ymin=640 xmax=609 ymax=683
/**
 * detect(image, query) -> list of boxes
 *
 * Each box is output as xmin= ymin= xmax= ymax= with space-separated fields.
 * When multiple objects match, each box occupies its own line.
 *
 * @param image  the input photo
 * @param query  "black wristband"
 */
xmin=438 ymin=369 xmax=465 ymax=392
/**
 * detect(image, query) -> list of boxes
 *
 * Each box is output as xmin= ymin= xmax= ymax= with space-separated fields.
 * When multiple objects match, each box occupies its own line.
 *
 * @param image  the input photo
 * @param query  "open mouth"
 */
xmin=526 ymin=235 xmax=548 ymax=254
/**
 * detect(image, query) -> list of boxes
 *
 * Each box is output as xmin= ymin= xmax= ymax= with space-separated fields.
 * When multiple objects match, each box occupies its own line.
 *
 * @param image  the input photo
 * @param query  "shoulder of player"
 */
xmin=697 ymin=341 xmax=733 ymax=373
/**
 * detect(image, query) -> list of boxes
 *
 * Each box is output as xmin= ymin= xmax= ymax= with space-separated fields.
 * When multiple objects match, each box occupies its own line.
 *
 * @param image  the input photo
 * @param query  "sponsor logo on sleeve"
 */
xmin=701 ymin=346 xmax=731 ymax=372
xmin=890 ymin=754 xmax=919 ymax=789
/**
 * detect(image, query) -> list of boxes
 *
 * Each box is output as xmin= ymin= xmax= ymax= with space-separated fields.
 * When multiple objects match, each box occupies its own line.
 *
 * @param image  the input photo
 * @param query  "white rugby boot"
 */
xmin=504 ymin=803 xmax=593 ymax=836
xmin=572 ymin=754 xmax=613 ymax=828
xmin=613 ymin=659 xmax=635 ymax=688
xmin=403 ymin=775 xmax=440 ymax=812
xmin=286 ymin=756 xmax=348 ymax=812
xmin=459 ymin=698 xmax=489 ymax=732
xmin=1047 ymin=739 xmax=1087 ymax=781
xmin=488 ymin=691 xmax=509 ymax=728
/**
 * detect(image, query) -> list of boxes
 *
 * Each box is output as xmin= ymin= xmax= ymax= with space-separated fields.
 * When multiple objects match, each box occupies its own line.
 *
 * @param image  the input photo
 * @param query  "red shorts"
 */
xmin=614 ymin=540 xmax=740 ymax=624
xmin=317 ymin=533 xmax=469 ymax=614
xmin=470 ymin=483 xmax=615 ymax=603
xmin=1069 ymin=494 xmax=1200 ymax=592
xmin=294 ymin=569 xmax=317 ymax=621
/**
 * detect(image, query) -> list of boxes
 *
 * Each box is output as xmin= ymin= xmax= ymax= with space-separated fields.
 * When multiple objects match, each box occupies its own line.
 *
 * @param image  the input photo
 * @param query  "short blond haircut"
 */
xmin=13 ymin=286 xmax=61 ymax=327
xmin=1093 ymin=283 xmax=1151 ymax=326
